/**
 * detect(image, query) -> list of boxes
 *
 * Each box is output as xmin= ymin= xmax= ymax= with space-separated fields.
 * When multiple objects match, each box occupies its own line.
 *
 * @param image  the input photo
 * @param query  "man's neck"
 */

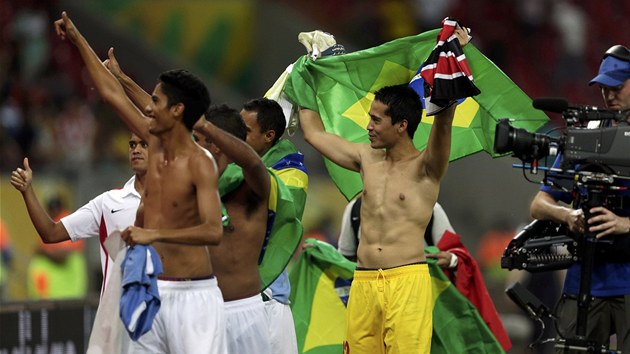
xmin=159 ymin=126 xmax=193 ymax=161
xmin=259 ymin=146 xmax=271 ymax=158
xmin=134 ymin=173 xmax=146 ymax=195
xmin=385 ymin=139 xmax=419 ymax=162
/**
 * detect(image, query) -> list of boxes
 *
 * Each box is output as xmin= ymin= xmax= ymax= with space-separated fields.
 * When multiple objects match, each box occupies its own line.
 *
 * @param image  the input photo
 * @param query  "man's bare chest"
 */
xmin=144 ymin=167 xmax=194 ymax=210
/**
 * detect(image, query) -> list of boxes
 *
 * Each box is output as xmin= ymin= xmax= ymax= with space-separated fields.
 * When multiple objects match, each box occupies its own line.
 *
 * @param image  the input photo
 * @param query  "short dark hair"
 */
xmin=204 ymin=104 xmax=247 ymax=141
xmin=158 ymin=69 xmax=211 ymax=131
xmin=374 ymin=84 xmax=423 ymax=138
xmin=242 ymin=98 xmax=286 ymax=145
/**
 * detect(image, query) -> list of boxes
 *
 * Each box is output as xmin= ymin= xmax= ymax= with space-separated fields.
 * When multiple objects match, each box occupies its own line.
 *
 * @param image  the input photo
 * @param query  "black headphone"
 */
xmin=603 ymin=45 xmax=630 ymax=62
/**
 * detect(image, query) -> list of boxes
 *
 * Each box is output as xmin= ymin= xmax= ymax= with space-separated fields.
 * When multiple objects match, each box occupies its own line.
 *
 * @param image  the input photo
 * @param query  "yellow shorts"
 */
xmin=343 ymin=263 xmax=432 ymax=354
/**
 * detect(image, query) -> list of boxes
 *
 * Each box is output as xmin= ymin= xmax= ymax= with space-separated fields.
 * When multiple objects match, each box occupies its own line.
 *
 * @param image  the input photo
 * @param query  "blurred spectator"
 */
xmin=377 ymin=0 xmax=417 ymax=42
xmin=27 ymin=194 xmax=87 ymax=300
xmin=304 ymin=214 xmax=338 ymax=248
xmin=0 ymin=218 xmax=13 ymax=300
xmin=0 ymin=92 xmax=35 ymax=166
xmin=53 ymin=98 xmax=96 ymax=176
xmin=551 ymin=0 xmax=588 ymax=99
xmin=477 ymin=220 xmax=515 ymax=283
xmin=414 ymin=0 xmax=454 ymax=31
xmin=10 ymin=1 xmax=50 ymax=83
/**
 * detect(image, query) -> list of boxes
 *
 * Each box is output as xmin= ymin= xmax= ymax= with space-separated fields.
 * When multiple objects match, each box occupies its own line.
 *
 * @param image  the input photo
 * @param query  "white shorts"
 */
xmin=265 ymin=299 xmax=298 ymax=354
xmin=225 ymin=294 xmax=271 ymax=354
xmin=128 ymin=277 xmax=226 ymax=354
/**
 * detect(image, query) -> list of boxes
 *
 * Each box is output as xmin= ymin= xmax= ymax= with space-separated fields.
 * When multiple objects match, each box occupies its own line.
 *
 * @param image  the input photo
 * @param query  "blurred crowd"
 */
xmin=4 ymin=0 xmax=630 ymax=175
xmin=280 ymin=0 xmax=630 ymax=111
xmin=1 ymin=0 xmax=130 ymax=175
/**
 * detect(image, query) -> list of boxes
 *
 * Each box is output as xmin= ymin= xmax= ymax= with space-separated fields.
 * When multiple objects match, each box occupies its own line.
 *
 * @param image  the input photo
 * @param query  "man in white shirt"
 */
xmin=10 ymin=133 xmax=148 ymax=295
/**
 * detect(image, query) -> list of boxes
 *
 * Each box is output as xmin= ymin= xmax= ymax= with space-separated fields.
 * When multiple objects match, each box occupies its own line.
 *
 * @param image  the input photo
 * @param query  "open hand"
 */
xmin=10 ymin=157 xmax=33 ymax=193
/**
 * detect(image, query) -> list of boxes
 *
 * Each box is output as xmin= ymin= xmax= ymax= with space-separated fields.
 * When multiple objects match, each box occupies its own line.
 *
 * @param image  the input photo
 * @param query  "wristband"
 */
xmin=448 ymin=253 xmax=458 ymax=268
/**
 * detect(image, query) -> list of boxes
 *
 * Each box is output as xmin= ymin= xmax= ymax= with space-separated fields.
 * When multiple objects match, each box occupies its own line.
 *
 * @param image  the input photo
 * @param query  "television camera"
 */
xmin=496 ymin=98 xmax=630 ymax=353
xmin=494 ymin=97 xmax=630 ymax=176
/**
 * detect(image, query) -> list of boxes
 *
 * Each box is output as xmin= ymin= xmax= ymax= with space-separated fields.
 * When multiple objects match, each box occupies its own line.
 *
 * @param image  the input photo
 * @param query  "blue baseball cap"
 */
xmin=589 ymin=55 xmax=630 ymax=87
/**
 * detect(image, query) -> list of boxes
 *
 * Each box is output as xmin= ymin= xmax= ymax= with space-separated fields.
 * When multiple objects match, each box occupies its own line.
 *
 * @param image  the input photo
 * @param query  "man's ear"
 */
xmin=264 ymin=130 xmax=276 ymax=143
xmin=171 ymin=102 xmax=185 ymax=118
xmin=398 ymin=120 xmax=408 ymax=134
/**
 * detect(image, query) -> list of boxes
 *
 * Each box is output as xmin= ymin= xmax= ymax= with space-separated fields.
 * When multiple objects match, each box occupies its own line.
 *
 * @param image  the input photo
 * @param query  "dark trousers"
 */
xmin=555 ymin=294 xmax=630 ymax=353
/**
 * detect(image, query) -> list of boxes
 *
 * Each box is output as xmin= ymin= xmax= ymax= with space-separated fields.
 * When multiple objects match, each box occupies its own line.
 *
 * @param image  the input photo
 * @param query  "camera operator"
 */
xmin=530 ymin=44 xmax=630 ymax=352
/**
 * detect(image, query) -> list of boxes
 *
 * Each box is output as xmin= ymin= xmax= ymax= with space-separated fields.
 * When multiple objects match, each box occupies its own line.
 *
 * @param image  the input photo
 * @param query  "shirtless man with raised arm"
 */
xmin=54 ymin=12 xmax=226 ymax=353
xmin=104 ymin=48 xmax=295 ymax=352
xmin=299 ymin=70 xmax=463 ymax=353
xmin=192 ymin=105 xmax=272 ymax=354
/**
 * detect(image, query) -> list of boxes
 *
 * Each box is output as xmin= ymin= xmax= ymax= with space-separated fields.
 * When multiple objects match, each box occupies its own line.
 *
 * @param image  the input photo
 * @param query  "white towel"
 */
xmin=87 ymin=231 xmax=129 ymax=354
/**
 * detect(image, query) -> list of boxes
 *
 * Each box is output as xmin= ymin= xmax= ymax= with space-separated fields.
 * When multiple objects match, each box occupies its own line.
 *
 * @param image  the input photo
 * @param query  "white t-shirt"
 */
xmin=61 ymin=176 xmax=140 ymax=295
xmin=337 ymin=200 xmax=455 ymax=258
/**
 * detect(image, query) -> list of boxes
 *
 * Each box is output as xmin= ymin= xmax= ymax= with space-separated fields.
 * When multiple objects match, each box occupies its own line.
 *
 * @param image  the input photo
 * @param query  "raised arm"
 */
xmin=54 ymin=11 xmax=150 ymax=140
xmin=103 ymin=47 xmax=152 ymax=112
xmin=194 ymin=118 xmax=270 ymax=200
xmin=299 ymin=108 xmax=363 ymax=172
xmin=422 ymin=26 xmax=471 ymax=181
xmin=10 ymin=158 xmax=71 ymax=243
xmin=422 ymin=104 xmax=455 ymax=181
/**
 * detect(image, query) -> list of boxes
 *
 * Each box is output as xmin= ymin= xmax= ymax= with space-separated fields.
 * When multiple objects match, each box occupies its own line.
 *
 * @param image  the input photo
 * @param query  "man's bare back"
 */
xmin=192 ymin=106 xmax=271 ymax=301
xmin=211 ymin=182 xmax=268 ymax=300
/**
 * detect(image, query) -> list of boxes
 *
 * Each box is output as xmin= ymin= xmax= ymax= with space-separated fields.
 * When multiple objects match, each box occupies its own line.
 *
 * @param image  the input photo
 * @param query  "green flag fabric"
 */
xmin=283 ymin=30 xmax=549 ymax=200
xmin=289 ymin=239 xmax=356 ymax=354
xmin=289 ymin=239 xmax=505 ymax=354
xmin=218 ymin=165 xmax=303 ymax=289
xmin=262 ymin=139 xmax=308 ymax=219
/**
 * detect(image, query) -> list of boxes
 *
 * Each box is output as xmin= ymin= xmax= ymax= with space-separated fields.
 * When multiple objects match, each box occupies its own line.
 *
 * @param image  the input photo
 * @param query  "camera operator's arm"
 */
xmin=530 ymin=190 xmax=585 ymax=234
xmin=588 ymin=206 xmax=630 ymax=238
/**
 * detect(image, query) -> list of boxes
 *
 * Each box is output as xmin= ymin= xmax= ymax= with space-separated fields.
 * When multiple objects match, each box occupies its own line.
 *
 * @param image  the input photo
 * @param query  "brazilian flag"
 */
xmin=219 ymin=164 xmax=303 ymax=289
xmin=289 ymin=239 xmax=505 ymax=353
xmin=262 ymin=139 xmax=308 ymax=219
xmin=283 ymin=29 xmax=549 ymax=200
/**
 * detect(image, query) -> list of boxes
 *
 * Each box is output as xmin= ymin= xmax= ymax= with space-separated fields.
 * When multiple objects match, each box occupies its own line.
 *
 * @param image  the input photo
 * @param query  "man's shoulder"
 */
xmin=360 ymin=146 xmax=386 ymax=162
xmin=187 ymin=145 xmax=218 ymax=172
xmin=198 ymin=145 xmax=218 ymax=162
xmin=101 ymin=186 xmax=141 ymax=209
